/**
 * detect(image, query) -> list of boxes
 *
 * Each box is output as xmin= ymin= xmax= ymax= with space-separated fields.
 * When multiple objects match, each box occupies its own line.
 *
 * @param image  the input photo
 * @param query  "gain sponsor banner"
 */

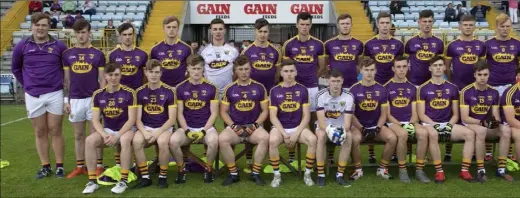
xmin=190 ymin=1 xmax=330 ymax=24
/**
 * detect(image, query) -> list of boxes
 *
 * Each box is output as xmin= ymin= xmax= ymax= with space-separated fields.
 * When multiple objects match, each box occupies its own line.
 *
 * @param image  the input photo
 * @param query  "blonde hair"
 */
xmin=496 ymin=13 xmax=511 ymax=26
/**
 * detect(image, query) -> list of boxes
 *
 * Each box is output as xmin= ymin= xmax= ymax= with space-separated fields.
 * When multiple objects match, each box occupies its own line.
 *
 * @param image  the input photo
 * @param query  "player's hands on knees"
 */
xmin=106 ymin=135 xmax=118 ymax=147
xmin=63 ymin=103 xmax=71 ymax=114
xmin=245 ymin=123 xmax=260 ymax=136
xmin=288 ymin=134 xmax=298 ymax=148
xmin=481 ymin=116 xmax=499 ymax=129
xmin=143 ymin=130 xmax=153 ymax=142
xmin=231 ymin=124 xmax=244 ymax=137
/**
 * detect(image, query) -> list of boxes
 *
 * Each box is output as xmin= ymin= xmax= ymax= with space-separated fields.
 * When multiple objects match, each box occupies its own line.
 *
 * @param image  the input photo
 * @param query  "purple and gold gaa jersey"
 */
xmin=460 ymin=83 xmax=499 ymax=121
xmin=62 ymin=46 xmax=106 ymax=99
xmin=484 ymin=37 xmax=520 ymax=86
xmin=445 ymin=39 xmax=486 ymax=89
xmin=150 ymin=39 xmax=193 ymax=87
xmin=384 ymin=79 xmax=417 ymax=122
xmin=269 ymin=82 xmax=309 ymax=129
xmin=417 ymin=80 xmax=459 ymax=123
xmin=364 ymin=36 xmax=404 ymax=84
xmin=222 ymin=80 xmax=268 ymax=125
xmin=108 ymin=46 xmax=148 ymax=90
xmin=241 ymin=42 xmax=281 ymax=91
xmin=404 ymin=35 xmax=445 ymax=86
xmin=176 ymin=78 xmax=218 ymax=128
xmin=92 ymin=85 xmax=137 ymax=131
xmin=136 ymin=82 xmax=177 ymax=128
xmin=349 ymin=82 xmax=389 ymax=127
xmin=324 ymin=36 xmax=364 ymax=88
xmin=282 ymin=35 xmax=324 ymax=88
xmin=501 ymin=83 xmax=520 ymax=121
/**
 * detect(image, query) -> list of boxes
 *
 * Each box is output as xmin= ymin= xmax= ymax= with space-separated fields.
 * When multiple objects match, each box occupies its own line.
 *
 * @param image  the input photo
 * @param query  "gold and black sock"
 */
xmin=77 ymin=160 xmax=85 ymax=168
xmin=508 ymin=146 xmax=514 ymax=158
xmin=379 ymin=160 xmax=389 ymax=170
xmin=138 ymin=162 xmax=149 ymax=179
xmin=445 ymin=144 xmax=453 ymax=156
xmin=305 ymin=153 xmax=316 ymax=173
xmin=288 ymin=148 xmax=296 ymax=162
xmin=368 ymin=145 xmax=375 ymax=158
xmin=416 ymin=159 xmax=425 ymax=170
xmin=497 ymin=156 xmax=507 ymax=173
xmin=96 ymin=158 xmax=103 ymax=167
xmin=327 ymin=146 xmax=335 ymax=161
xmin=270 ymin=157 xmax=280 ymax=174
xmin=353 ymin=162 xmax=362 ymax=171
xmin=461 ymin=158 xmax=471 ymax=171
xmin=227 ymin=163 xmax=238 ymax=175
xmin=485 ymin=143 xmax=493 ymax=156
xmin=434 ymin=160 xmax=443 ymax=172
xmin=337 ymin=161 xmax=346 ymax=177
xmin=252 ymin=163 xmax=262 ymax=175
xmin=88 ymin=171 xmax=97 ymax=182
xmin=121 ymin=169 xmax=129 ymax=183
xmin=114 ymin=153 xmax=121 ymax=166
xmin=42 ymin=162 xmax=51 ymax=169
xmin=159 ymin=165 xmax=168 ymax=178
xmin=398 ymin=160 xmax=406 ymax=170
xmin=317 ymin=162 xmax=325 ymax=177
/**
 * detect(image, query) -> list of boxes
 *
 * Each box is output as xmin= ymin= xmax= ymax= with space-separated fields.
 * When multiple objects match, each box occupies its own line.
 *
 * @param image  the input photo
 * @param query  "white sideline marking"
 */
xmin=1 ymin=117 xmax=27 ymax=126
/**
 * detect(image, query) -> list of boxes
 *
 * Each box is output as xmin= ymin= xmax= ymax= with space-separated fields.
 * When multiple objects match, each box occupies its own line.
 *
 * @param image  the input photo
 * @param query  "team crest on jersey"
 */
xmin=445 ymin=89 xmax=450 ymax=95
xmin=340 ymin=101 xmax=346 ymax=107
xmin=177 ymin=50 xmax=182 ymax=55
xmin=202 ymin=90 xmax=207 ymax=96
xmin=475 ymin=45 xmax=480 ymax=50
xmin=118 ymin=97 xmax=124 ymax=103
xmin=510 ymin=45 xmax=515 ymax=50
xmin=224 ymin=50 xmax=229 ymax=55
xmin=269 ymin=53 xmax=274 ymax=59
xmin=47 ymin=47 xmax=53 ymax=53
xmin=309 ymin=45 xmax=314 ymax=51
xmin=135 ymin=56 xmax=141 ymax=61
xmin=252 ymin=90 xmax=257 ymax=96
xmin=160 ymin=94 xmax=165 ymax=100
xmin=391 ymin=44 xmax=396 ymax=50
xmin=89 ymin=54 xmax=95 ymax=59
xmin=352 ymin=45 xmax=357 ymax=50
xmin=375 ymin=91 xmax=380 ymax=96
xmin=432 ymin=43 xmax=437 ymax=48
xmin=487 ymin=95 xmax=493 ymax=101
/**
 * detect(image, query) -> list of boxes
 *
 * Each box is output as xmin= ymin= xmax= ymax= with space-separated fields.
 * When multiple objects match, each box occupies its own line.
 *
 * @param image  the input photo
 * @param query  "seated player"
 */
xmin=169 ymin=54 xmax=219 ymax=184
xmin=268 ymin=59 xmax=317 ymax=187
xmin=503 ymin=68 xmax=520 ymax=168
xmin=132 ymin=59 xmax=177 ymax=189
xmin=349 ymin=57 xmax=397 ymax=180
xmin=315 ymin=69 xmax=354 ymax=187
xmin=417 ymin=56 xmax=476 ymax=183
xmin=219 ymin=55 xmax=270 ymax=186
xmin=82 ymin=63 xmax=137 ymax=194
xmin=384 ymin=56 xmax=430 ymax=183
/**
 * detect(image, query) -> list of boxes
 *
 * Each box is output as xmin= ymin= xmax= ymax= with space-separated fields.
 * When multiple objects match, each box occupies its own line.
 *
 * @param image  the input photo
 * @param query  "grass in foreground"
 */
xmin=1 ymin=104 xmax=519 ymax=197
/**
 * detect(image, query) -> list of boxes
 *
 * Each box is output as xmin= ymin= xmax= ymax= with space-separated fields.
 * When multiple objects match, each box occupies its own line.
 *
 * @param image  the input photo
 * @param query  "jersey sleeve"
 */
xmin=323 ymin=41 xmax=330 ymax=56
xmin=282 ymin=40 xmax=290 ymax=59
xmin=345 ymin=94 xmax=355 ymax=114
xmin=492 ymin=90 xmax=499 ymax=106
xmin=168 ymin=88 xmax=177 ymax=107
xmin=380 ymin=87 xmax=389 ymax=106
xmin=62 ymin=51 xmax=71 ymax=69
xmin=438 ymin=40 xmax=445 ymax=56
xmin=317 ymin=40 xmax=325 ymax=56
xmin=397 ymin=41 xmax=404 ymax=56
xmin=417 ymin=85 xmax=426 ymax=102
xmin=260 ymin=84 xmax=268 ymax=103
xmin=211 ymin=84 xmax=218 ymax=101
xmin=363 ymin=41 xmax=371 ymax=57
xmin=460 ymin=89 xmax=470 ymax=107
xmin=150 ymin=46 xmax=157 ymax=60
xmin=445 ymin=42 xmax=454 ymax=59
xmin=411 ymin=86 xmax=417 ymax=102
xmin=358 ymin=41 xmax=365 ymax=56
xmin=451 ymin=86 xmax=460 ymax=102
xmin=404 ymin=39 xmax=411 ymax=56
xmin=302 ymin=87 xmax=310 ymax=106
xmin=315 ymin=92 xmax=325 ymax=111
xmin=269 ymin=89 xmax=279 ymax=109
xmin=176 ymin=85 xmax=184 ymax=104
xmin=130 ymin=90 xmax=137 ymax=107
xmin=92 ymin=91 xmax=101 ymax=110
xmin=221 ymin=86 xmax=231 ymax=105
xmin=479 ymin=42 xmax=487 ymax=59
xmin=136 ymin=90 xmax=143 ymax=106
xmin=98 ymin=51 xmax=106 ymax=70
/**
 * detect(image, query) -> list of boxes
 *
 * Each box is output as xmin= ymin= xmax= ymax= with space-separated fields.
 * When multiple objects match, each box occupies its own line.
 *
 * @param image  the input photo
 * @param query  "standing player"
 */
xmin=417 ymin=56 xmax=477 ymax=183
xmin=504 ymin=68 xmax=520 ymax=164
xmin=268 ymin=59 xmax=317 ymax=187
xmin=219 ymin=55 xmax=270 ymax=186
xmin=315 ymin=69 xmax=354 ymax=187
xmin=404 ymin=10 xmax=445 ymax=86
xmin=323 ymin=14 xmax=364 ymax=89
xmin=200 ymin=18 xmax=239 ymax=98
xmin=150 ymin=16 xmax=193 ymax=87
xmin=385 ymin=56 xmax=430 ymax=183
xmin=169 ymin=54 xmax=219 ymax=184
xmin=132 ymin=59 xmax=177 ymax=189
xmin=460 ymin=61 xmax=514 ymax=182
xmin=11 ymin=13 xmax=68 ymax=178
xmin=63 ymin=19 xmax=106 ymax=179
xmin=108 ymin=23 xmax=148 ymax=90
xmin=282 ymin=12 xmax=326 ymax=130
xmin=82 ymin=63 xmax=137 ymax=194
xmin=349 ymin=57 xmax=397 ymax=180
xmin=364 ymin=12 xmax=404 ymax=85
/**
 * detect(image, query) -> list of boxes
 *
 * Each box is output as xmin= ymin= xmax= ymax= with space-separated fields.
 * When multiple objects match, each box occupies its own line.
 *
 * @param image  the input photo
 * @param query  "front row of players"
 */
xmin=81 ymin=53 xmax=520 ymax=194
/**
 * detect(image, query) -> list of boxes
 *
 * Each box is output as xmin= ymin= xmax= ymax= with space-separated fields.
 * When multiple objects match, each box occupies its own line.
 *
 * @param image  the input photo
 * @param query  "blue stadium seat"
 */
xmin=410 ymin=7 xmax=420 ymax=13
xmin=91 ymin=14 xmax=102 ymax=21
xmin=0 ymin=74 xmax=14 ymax=96
xmin=127 ymin=6 xmax=137 ymax=14
xmin=128 ymin=1 xmax=139 ymax=6
xmin=20 ymin=22 xmax=30 ymax=29
xmin=402 ymin=7 xmax=411 ymax=13
xmin=434 ymin=13 xmax=445 ymax=21
xmin=136 ymin=6 xmax=147 ymax=13
xmin=394 ymin=14 xmax=405 ymax=21
xmin=408 ymin=21 xmax=418 ymax=28
xmin=477 ymin=22 xmax=489 ymax=28
xmin=112 ymin=15 xmax=123 ymax=22
xmin=415 ymin=1 xmax=425 ymax=6
xmin=370 ymin=6 xmax=380 ymax=13
xmin=116 ymin=6 xmax=126 ymax=14
xmin=380 ymin=6 xmax=390 ymax=13
xmin=450 ymin=22 xmax=459 ymax=28
xmin=369 ymin=1 xmax=378 ymax=6
xmin=106 ymin=6 xmax=117 ymax=13
xmin=378 ymin=1 xmax=390 ymax=6
xmin=425 ymin=1 xmax=435 ymax=6
xmin=98 ymin=1 xmax=109 ymax=7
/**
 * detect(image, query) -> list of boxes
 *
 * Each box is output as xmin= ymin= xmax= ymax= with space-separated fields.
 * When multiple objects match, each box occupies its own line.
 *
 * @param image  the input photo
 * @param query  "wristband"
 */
xmin=64 ymin=97 xmax=69 ymax=103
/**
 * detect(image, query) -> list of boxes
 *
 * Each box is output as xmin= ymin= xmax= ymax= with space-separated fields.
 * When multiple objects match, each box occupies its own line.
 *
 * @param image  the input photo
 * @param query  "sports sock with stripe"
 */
xmin=305 ymin=153 xmax=315 ymax=174
xmin=497 ymin=156 xmax=507 ymax=173
xmin=461 ymin=158 xmax=471 ymax=172
xmin=77 ymin=160 xmax=85 ymax=168
xmin=121 ymin=169 xmax=129 ymax=183
xmin=114 ymin=153 xmax=121 ymax=166
xmin=416 ymin=159 xmax=425 ymax=170
xmin=317 ymin=162 xmax=325 ymax=177
xmin=252 ymin=163 xmax=262 ymax=175
xmin=434 ymin=160 xmax=443 ymax=172
xmin=227 ymin=163 xmax=238 ymax=176
xmin=336 ymin=161 xmax=346 ymax=178
xmin=159 ymin=165 xmax=168 ymax=178
xmin=270 ymin=157 xmax=280 ymax=174
xmin=138 ymin=162 xmax=149 ymax=179
xmin=96 ymin=158 xmax=103 ymax=167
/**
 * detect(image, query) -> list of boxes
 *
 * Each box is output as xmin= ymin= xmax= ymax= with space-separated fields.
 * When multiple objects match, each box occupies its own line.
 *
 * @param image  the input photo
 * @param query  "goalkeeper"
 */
xmin=218 ymin=56 xmax=269 ymax=186
xmin=460 ymin=61 xmax=514 ymax=182
xmin=169 ymin=54 xmax=220 ymax=184
xmin=384 ymin=57 xmax=429 ymax=183
xmin=314 ymin=69 xmax=355 ymax=187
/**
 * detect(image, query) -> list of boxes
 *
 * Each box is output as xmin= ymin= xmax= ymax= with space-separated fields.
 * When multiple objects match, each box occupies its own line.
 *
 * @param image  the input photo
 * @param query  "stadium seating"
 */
xmin=0 ymin=1 xmax=15 ymax=18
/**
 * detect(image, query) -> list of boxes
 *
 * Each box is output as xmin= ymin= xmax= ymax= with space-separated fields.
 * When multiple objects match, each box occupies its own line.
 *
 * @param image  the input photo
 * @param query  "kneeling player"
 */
xmin=503 ymin=68 xmax=520 ymax=169
xmin=133 ymin=60 xmax=177 ymax=189
xmin=82 ymin=63 xmax=137 ymax=194
xmin=417 ymin=56 xmax=476 ymax=183
xmin=269 ymin=59 xmax=317 ymax=187
xmin=385 ymin=57 xmax=430 ymax=183
xmin=219 ymin=55 xmax=269 ymax=186
xmin=315 ymin=69 xmax=354 ymax=187
xmin=349 ymin=57 xmax=397 ymax=180
xmin=169 ymin=54 xmax=219 ymax=183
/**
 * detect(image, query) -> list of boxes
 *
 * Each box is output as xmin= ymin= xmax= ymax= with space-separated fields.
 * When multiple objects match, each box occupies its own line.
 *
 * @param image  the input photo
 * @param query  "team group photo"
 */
xmin=1 ymin=0 xmax=519 ymax=197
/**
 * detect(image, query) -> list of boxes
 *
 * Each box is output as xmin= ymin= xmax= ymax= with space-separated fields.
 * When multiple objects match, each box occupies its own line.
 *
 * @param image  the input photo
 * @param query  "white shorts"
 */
xmin=24 ymin=90 xmax=63 ymax=118
xmin=421 ymin=122 xmax=448 ymax=127
xmin=308 ymin=87 xmax=319 ymax=112
xmin=188 ymin=126 xmax=216 ymax=132
xmin=69 ymin=97 xmax=92 ymax=122
xmin=387 ymin=121 xmax=410 ymax=127
xmin=492 ymin=84 xmax=512 ymax=97
xmin=144 ymin=125 xmax=173 ymax=133
xmin=104 ymin=127 xmax=137 ymax=135
xmin=284 ymin=127 xmax=298 ymax=135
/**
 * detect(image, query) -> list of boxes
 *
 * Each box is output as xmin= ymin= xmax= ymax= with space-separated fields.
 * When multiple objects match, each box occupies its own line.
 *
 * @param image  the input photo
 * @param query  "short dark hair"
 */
xmin=428 ymin=55 xmax=444 ymax=66
xmin=337 ymin=14 xmax=352 ymax=23
xmin=117 ymin=23 xmax=135 ymax=34
xmin=255 ymin=18 xmax=269 ymax=30
xmin=419 ymin=9 xmax=435 ymax=19
xmin=210 ymin=18 xmax=225 ymax=28
xmin=328 ymin=69 xmax=343 ymax=78
xmin=145 ymin=59 xmax=162 ymax=71
xmin=72 ymin=19 xmax=91 ymax=32
xmin=187 ymin=54 xmax=205 ymax=67
xmin=474 ymin=60 xmax=489 ymax=72
xmin=163 ymin=16 xmax=180 ymax=26
xmin=296 ymin=12 xmax=312 ymax=23
xmin=393 ymin=56 xmax=408 ymax=65
xmin=233 ymin=55 xmax=250 ymax=69
xmin=460 ymin=14 xmax=475 ymax=23
xmin=280 ymin=59 xmax=295 ymax=68
xmin=358 ymin=57 xmax=376 ymax=68
xmin=105 ymin=63 xmax=121 ymax=73
xmin=229 ymin=40 xmax=235 ymax=43
xmin=31 ymin=12 xmax=51 ymax=25
xmin=377 ymin=12 xmax=392 ymax=22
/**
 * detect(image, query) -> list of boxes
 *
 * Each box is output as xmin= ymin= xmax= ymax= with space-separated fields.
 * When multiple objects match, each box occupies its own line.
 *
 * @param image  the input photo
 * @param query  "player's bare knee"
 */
xmin=74 ymin=131 xmax=85 ymax=141
xmin=316 ymin=130 xmax=327 ymax=144
xmin=500 ymin=126 xmax=512 ymax=139
xmin=256 ymin=131 xmax=269 ymax=145
xmin=119 ymin=133 xmax=133 ymax=148
xmin=463 ymin=128 xmax=476 ymax=142
xmin=428 ymin=129 xmax=439 ymax=142
xmin=156 ymin=136 xmax=169 ymax=149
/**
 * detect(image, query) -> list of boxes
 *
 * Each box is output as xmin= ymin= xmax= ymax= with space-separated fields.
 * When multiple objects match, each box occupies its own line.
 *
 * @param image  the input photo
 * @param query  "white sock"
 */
xmin=273 ymin=170 xmax=280 ymax=175
xmin=230 ymin=172 xmax=238 ymax=176
xmin=318 ymin=174 xmax=325 ymax=177
xmin=336 ymin=172 xmax=343 ymax=178
xmin=498 ymin=168 xmax=505 ymax=174
xmin=142 ymin=175 xmax=150 ymax=179
xmin=305 ymin=168 xmax=312 ymax=174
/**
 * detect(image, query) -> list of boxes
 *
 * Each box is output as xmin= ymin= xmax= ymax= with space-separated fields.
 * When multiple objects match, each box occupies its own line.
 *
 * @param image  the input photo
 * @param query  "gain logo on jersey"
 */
xmin=252 ymin=60 xmax=273 ymax=70
xmin=492 ymin=52 xmax=515 ymax=63
xmin=375 ymin=52 xmax=394 ymax=63
xmin=72 ymin=61 xmax=93 ymax=73
xmin=392 ymin=96 xmax=410 ymax=108
xmin=334 ymin=53 xmax=355 ymax=61
xmin=430 ymin=98 xmax=450 ymax=109
xmin=280 ymin=100 xmax=300 ymax=112
xmin=471 ymin=104 xmax=489 ymax=115
xmin=459 ymin=53 xmax=478 ymax=64
xmin=209 ymin=60 xmax=230 ymax=69
xmin=294 ymin=54 xmax=313 ymax=63
xmin=121 ymin=64 xmax=138 ymax=76
xmin=144 ymin=104 xmax=164 ymax=115
xmin=103 ymin=107 xmax=123 ymax=118
xmin=162 ymin=58 xmax=181 ymax=69
xmin=359 ymin=99 xmax=378 ymax=111
xmin=415 ymin=49 xmax=435 ymax=61
xmin=186 ymin=98 xmax=206 ymax=110
xmin=325 ymin=111 xmax=341 ymax=119
xmin=235 ymin=100 xmax=255 ymax=111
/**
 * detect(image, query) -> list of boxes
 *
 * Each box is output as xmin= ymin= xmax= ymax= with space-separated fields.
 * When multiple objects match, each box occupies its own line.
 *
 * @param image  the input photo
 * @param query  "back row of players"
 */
xmin=11 ymin=10 xmax=520 ymax=194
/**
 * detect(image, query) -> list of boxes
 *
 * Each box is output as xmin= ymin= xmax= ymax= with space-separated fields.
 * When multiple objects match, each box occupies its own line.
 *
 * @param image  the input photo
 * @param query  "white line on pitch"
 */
xmin=0 ymin=117 xmax=27 ymax=126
